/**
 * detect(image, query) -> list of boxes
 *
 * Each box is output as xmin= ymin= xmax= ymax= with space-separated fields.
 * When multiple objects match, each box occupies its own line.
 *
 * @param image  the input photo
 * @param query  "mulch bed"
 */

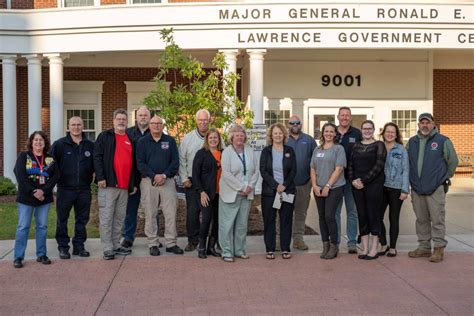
xmin=3 ymin=194 xmax=318 ymax=237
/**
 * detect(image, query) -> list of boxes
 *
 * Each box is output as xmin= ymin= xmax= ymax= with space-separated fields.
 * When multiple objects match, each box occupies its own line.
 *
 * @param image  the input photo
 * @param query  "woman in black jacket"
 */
xmin=192 ymin=128 xmax=223 ymax=259
xmin=13 ymin=131 xmax=60 ymax=268
xmin=260 ymin=123 xmax=297 ymax=259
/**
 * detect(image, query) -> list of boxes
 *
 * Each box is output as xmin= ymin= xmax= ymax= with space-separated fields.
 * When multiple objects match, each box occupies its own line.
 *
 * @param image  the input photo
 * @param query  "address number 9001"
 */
xmin=321 ymin=75 xmax=361 ymax=87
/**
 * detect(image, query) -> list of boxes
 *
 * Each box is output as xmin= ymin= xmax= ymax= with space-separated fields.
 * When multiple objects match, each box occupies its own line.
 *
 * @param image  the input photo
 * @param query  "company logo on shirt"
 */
xmin=161 ymin=142 xmax=169 ymax=150
xmin=431 ymin=142 xmax=439 ymax=150
xmin=84 ymin=151 xmax=91 ymax=157
xmin=125 ymin=141 xmax=131 ymax=146
xmin=349 ymin=137 xmax=356 ymax=143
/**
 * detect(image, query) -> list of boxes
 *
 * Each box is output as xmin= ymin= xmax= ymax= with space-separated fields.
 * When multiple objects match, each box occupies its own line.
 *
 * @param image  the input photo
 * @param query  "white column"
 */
xmin=1 ymin=55 xmax=17 ymax=181
xmin=25 ymin=54 xmax=43 ymax=134
xmin=247 ymin=49 xmax=266 ymax=125
xmin=45 ymin=54 xmax=68 ymax=142
xmin=219 ymin=49 xmax=239 ymax=114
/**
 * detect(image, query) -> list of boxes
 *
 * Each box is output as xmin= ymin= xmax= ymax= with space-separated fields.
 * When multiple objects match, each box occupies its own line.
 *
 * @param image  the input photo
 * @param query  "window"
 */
xmin=392 ymin=110 xmax=417 ymax=143
xmin=66 ymin=108 xmax=97 ymax=141
xmin=132 ymin=0 xmax=161 ymax=3
xmin=64 ymin=0 xmax=94 ymax=7
xmin=264 ymin=110 xmax=290 ymax=127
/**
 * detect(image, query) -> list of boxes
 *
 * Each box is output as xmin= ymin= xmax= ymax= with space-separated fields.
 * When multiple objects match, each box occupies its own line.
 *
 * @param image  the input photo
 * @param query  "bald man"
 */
xmin=50 ymin=116 xmax=95 ymax=259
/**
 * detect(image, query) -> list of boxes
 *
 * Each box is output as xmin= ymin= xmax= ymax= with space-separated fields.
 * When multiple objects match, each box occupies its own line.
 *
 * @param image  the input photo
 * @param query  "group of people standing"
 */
xmin=12 ymin=105 xmax=458 ymax=268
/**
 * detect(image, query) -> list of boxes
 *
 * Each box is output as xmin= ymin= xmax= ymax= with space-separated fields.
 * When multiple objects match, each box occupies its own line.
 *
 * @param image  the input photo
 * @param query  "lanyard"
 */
xmin=232 ymin=146 xmax=246 ymax=176
xmin=33 ymin=153 xmax=44 ymax=174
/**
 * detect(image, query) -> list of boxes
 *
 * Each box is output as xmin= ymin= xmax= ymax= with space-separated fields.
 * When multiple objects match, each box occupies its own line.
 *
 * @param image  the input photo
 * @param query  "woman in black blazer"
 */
xmin=260 ymin=123 xmax=297 ymax=259
xmin=192 ymin=128 xmax=223 ymax=259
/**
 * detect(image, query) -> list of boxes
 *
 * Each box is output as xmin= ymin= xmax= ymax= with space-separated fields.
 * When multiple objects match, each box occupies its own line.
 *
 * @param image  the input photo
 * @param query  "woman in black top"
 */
xmin=13 ymin=131 xmax=60 ymax=268
xmin=348 ymin=120 xmax=387 ymax=260
xmin=192 ymin=128 xmax=223 ymax=259
xmin=260 ymin=123 xmax=296 ymax=260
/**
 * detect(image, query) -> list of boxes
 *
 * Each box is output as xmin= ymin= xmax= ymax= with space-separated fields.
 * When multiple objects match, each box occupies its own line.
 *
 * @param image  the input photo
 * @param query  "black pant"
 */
xmin=198 ymin=193 xmax=219 ymax=243
xmin=55 ymin=188 xmax=92 ymax=251
xmin=185 ymin=186 xmax=201 ymax=245
xmin=352 ymin=179 xmax=384 ymax=236
xmin=261 ymin=194 xmax=294 ymax=252
xmin=315 ymin=186 xmax=344 ymax=244
xmin=380 ymin=187 xmax=404 ymax=248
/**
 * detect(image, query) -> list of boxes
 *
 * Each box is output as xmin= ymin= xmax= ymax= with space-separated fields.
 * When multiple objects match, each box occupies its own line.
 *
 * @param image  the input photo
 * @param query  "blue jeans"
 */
xmin=123 ymin=187 xmax=159 ymax=242
xmin=335 ymin=181 xmax=358 ymax=246
xmin=14 ymin=203 xmax=51 ymax=260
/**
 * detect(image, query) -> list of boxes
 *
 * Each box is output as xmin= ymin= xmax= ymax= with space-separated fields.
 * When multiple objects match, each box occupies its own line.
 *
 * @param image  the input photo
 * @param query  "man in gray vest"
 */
xmin=407 ymin=113 xmax=458 ymax=263
xmin=287 ymin=115 xmax=316 ymax=250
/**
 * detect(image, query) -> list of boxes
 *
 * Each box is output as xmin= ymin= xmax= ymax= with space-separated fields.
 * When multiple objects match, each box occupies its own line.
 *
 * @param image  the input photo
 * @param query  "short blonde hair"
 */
xmin=228 ymin=125 xmax=247 ymax=144
xmin=267 ymin=123 xmax=288 ymax=145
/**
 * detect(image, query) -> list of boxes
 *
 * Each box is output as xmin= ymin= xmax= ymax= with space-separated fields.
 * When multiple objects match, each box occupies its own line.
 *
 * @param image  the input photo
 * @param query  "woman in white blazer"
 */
xmin=219 ymin=125 xmax=259 ymax=262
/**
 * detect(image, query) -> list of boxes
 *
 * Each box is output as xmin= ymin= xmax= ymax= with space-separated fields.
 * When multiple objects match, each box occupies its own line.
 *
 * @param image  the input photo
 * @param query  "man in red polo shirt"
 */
xmin=94 ymin=108 xmax=138 ymax=260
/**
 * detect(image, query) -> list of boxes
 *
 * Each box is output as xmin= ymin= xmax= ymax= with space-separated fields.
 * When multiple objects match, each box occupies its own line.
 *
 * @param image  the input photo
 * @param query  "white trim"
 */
xmin=63 ymin=104 xmax=101 ymax=138
xmin=64 ymin=80 xmax=104 ymax=92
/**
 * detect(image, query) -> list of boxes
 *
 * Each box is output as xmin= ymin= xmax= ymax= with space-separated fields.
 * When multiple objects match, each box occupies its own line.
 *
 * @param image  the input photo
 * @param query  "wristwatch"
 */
xmin=325 ymin=183 xmax=332 ymax=189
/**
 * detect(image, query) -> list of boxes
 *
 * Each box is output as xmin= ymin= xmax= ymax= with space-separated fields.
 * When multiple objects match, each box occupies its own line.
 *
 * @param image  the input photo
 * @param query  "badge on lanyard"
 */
xmin=39 ymin=176 xmax=45 ymax=185
xmin=33 ymin=153 xmax=45 ymax=185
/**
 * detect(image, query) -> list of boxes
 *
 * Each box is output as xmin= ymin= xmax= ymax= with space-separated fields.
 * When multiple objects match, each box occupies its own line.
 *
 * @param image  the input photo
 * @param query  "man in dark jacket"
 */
xmin=94 ymin=108 xmax=138 ymax=260
xmin=407 ymin=113 xmax=458 ymax=263
xmin=50 ymin=116 xmax=95 ymax=259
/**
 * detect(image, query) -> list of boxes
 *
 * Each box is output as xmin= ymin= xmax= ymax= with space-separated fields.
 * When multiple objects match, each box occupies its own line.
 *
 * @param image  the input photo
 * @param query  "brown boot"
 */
xmin=408 ymin=248 xmax=431 ymax=258
xmin=429 ymin=247 xmax=444 ymax=263
xmin=293 ymin=239 xmax=309 ymax=251
xmin=320 ymin=242 xmax=330 ymax=259
xmin=324 ymin=243 xmax=339 ymax=259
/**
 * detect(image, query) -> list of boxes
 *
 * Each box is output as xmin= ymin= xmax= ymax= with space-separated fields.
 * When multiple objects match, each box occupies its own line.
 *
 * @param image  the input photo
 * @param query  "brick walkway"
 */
xmin=1 ymin=252 xmax=472 ymax=315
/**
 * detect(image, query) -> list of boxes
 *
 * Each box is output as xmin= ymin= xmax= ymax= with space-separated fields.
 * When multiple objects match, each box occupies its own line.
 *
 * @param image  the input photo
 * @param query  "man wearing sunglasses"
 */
xmin=287 ymin=115 xmax=317 ymax=250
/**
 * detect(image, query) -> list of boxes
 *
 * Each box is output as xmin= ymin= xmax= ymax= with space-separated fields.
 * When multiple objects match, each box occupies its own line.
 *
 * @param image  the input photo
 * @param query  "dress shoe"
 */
xmin=166 ymin=245 xmax=184 ymax=255
xmin=206 ymin=237 xmax=221 ymax=257
xmin=114 ymin=247 xmax=132 ymax=256
xmin=358 ymin=254 xmax=367 ymax=260
xmin=198 ymin=248 xmax=207 ymax=259
xmin=377 ymin=245 xmax=390 ymax=256
xmin=364 ymin=254 xmax=379 ymax=260
xmin=13 ymin=259 xmax=23 ymax=268
xmin=387 ymin=249 xmax=397 ymax=257
xmin=408 ymin=248 xmax=431 ymax=258
xmin=72 ymin=249 xmax=90 ymax=257
xmin=103 ymin=251 xmax=115 ymax=260
xmin=59 ymin=249 xmax=71 ymax=260
xmin=149 ymin=246 xmax=160 ymax=256
xmin=184 ymin=242 xmax=197 ymax=252
xmin=36 ymin=255 xmax=52 ymax=265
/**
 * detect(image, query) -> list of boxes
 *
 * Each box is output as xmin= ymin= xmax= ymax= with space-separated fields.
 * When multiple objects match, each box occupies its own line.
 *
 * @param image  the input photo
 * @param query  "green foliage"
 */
xmin=0 ymin=177 xmax=17 ymax=195
xmin=143 ymin=28 xmax=254 ymax=142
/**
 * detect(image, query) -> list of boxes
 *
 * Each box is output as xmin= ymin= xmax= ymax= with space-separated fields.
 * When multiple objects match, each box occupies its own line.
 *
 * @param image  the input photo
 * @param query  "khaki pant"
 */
xmin=98 ymin=187 xmax=129 ymax=252
xmin=141 ymin=178 xmax=177 ymax=248
xmin=292 ymin=181 xmax=312 ymax=242
xmin=411 ymin=185 xmax=447 ymax=249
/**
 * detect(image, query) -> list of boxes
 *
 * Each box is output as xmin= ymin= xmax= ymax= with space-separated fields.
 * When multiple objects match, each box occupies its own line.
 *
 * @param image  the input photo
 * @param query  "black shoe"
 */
xmin=198 ymin=248 xmax=207 ymax=259
xmin=36 ymin=255 xmax=52 ymax=265
xmin=358 ymin=254 xmax=367 ymax=260
xmin=377 ymin=246 xmax=390 ymax=256
xmin=184 ymin=242 xmax=197 ymax=252
xmin=13 ymin=259 xmax=23 ymax=268
xmin=72 ymin=249 xmax=90 ymax=257
xmin=364 ymin=254 xmax=379 ymax=260
xmin=159 ymin=241 xmax=163 ymax=248
xmin=149 ymin=246 xmax=160 ymax=256
xmin=59 ymin=249 xmax=71 ymax=260
xmin=103 ymin=251 xmax=115 ymax=260
xmin=114 ymin=247 xmax=132 ymax=256
xmin=166 ymin=245 xmax=184 ymax=255
xmin=121 ymin=240 xmax=133 ymax=249
xmin=206 ymin=237 xmax=222 ymax=257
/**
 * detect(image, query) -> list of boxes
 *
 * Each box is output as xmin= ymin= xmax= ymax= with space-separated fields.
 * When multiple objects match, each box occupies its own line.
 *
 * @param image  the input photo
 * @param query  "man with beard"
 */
xmin=335 ymin=107 xmax=361 ymax=254
xmin=94 ymin=109 xmax=138 ymax=260
xmin=286 ymin=115 xmax=316 ymax=250
xmin=179 ymin=109 xmax=211 ymax=251
xmin=407 ymin=113 xmax=458 ymax=263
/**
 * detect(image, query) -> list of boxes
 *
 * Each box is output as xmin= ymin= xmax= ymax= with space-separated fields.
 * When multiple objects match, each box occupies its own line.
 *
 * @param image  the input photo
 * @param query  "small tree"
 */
xmin=143 ymin=28 xmax=253 ymax=142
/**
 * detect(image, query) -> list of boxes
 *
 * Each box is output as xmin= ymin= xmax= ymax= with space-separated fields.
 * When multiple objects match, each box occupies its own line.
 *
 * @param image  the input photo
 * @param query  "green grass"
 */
xmin=0 ymin=203 xmax=100 ymax=240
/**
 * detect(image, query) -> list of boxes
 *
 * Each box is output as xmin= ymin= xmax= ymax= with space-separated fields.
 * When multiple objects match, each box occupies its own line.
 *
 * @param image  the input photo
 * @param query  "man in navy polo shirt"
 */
xmin=137 ymin=115 xmax=184 ymax=256
xmin=335 ymin=107 xmax=361 ymax=254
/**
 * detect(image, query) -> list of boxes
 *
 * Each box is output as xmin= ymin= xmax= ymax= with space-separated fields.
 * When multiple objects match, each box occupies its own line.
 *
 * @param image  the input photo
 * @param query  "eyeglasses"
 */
xmin=362 ymin=128 xmax=374 ymax=131
xmin=150 ymin=122 xmax=163 ymax=125
xmin=288 ymin=121 xmax=301 ymax=126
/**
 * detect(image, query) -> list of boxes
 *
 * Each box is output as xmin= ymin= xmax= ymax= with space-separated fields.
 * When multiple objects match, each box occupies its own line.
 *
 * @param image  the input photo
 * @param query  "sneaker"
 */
xmin=293 ymin=240 xmax=309 ymax=251
xmin=121 ymin=240 xmax=133 ymax=249
xmin=13 ymin=259 xmax=23 ymax=268
xmin=36 ymin=255 xmax=52 ymax=265
xmin=348 ymin=245 xmax=358 ymax=254
xmin=166 ymin=245 xmax=184 ymax=255
xmin=408 ymin=248 xmax=431 ymax=258
xmin=149 ymin=246 xmax=160 ymax=256
xmin=59 ymin=249 xmax=71 ymax=260
xmin=184 ymin=242 xmax=197 ymax=252
xmin=72 ymin=249 xmax=90 ymax=257
xmin=103 ymin=251 xmax=115 ymax=260
xmin=114 ymin=247 xmax=132 ymax=256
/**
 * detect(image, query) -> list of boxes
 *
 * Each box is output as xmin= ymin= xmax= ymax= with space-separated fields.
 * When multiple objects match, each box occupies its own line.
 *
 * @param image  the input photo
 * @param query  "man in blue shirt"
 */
xmin=137 ymin=115 xmax=183 ymax=256
xmin=287 ymin=115 xmax=316 ymax=250
xmin=335 ymin=107 xmax=361 ymax=254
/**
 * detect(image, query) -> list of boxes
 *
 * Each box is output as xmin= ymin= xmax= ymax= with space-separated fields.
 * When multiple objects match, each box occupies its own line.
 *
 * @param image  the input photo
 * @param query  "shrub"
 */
xmin=0 ymin=177 xmax=17 ymax=195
